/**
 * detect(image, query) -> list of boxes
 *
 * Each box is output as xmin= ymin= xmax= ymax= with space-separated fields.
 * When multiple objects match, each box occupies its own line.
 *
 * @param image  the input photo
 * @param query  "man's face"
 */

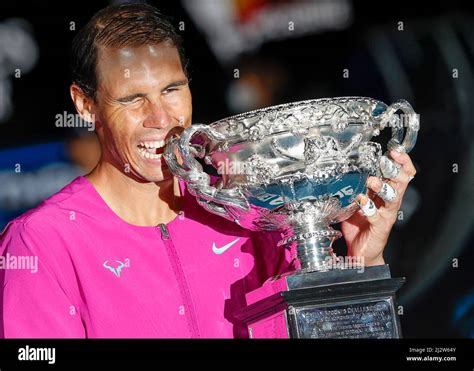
xmin=93 ymin=42 xmax=192 ymax=183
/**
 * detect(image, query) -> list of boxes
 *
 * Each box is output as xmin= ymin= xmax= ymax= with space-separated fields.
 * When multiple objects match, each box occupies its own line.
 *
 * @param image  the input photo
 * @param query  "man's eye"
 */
xmin=121 ymin=97 xmax=143 ymax=105
xmin=163 ymin=88 xmax=179 ymax=95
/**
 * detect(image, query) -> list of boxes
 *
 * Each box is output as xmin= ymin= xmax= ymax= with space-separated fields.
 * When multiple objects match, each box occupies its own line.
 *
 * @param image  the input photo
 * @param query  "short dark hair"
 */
xmin=71 ymin=2 xmax=187 ymax=99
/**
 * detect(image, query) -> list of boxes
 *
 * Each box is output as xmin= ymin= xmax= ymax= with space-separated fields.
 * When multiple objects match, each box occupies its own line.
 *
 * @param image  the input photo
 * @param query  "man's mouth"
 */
xmin=137 ymin=140 xmax=166 ymax=160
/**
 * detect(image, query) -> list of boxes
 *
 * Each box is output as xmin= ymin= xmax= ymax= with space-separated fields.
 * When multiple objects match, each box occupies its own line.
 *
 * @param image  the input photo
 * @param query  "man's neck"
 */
xmin=86 ymin=161 xmax=182 ymax=226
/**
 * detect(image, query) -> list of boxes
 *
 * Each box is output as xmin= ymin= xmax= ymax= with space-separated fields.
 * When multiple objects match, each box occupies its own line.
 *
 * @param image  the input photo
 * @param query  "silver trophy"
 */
xmin=165 ymin=96 xmax=419 ymax=338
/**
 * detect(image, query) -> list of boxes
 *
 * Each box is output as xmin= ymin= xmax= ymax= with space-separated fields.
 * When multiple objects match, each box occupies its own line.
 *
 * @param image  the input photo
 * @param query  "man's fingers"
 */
xmin=360 ymin=151 xmax=416 ymax=222
xmin=379 ymin=155 xmax=414 ymax=193
xmin=380 ymin=155 xmax=401 ymax=179
xmin=377 ymin=181 xmax=398 ymax=202
xmin=356 ymin=194 xmax=378 ymax=219
xmin=389 ymin=150 xmax=417 ymax=178
xmin=367 ymin=177 xmax=398 ymax=203
xmin=388 ymin=170 xmax=411 ymax=191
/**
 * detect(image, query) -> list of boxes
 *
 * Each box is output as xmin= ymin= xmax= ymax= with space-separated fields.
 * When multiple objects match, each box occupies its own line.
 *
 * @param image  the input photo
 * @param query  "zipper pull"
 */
xmin=159 ymin=223 xmax=170 ymax=240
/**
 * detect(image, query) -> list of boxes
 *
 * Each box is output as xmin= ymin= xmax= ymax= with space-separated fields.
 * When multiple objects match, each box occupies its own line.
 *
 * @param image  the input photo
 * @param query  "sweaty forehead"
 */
xmin=96 ymin=43 xmax=184 ymax=90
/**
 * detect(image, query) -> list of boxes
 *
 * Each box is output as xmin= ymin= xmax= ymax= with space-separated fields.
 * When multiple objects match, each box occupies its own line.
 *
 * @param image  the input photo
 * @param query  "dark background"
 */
xmin=0 ymin=0 xmax=473 ymax=338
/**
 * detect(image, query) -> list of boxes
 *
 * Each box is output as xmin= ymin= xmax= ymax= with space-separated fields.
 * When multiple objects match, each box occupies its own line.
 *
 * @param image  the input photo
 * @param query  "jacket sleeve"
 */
xmin=0 ymin=220 xmax=86 ymax=338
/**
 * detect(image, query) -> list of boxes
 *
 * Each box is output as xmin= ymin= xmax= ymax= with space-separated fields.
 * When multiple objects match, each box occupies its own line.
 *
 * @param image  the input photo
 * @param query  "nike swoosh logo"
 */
xmin=212 ymin=238 xmax=240 ymax=255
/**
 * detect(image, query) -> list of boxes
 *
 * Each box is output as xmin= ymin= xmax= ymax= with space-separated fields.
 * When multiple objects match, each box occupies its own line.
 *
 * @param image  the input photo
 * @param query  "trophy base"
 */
xmin=235 ymin=264 xmax=405 ymax=338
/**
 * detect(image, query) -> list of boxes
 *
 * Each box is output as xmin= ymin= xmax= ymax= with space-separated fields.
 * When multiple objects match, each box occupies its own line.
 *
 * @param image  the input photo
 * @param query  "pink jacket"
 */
xmin=0 ymin=176 xmax=294 ymax=338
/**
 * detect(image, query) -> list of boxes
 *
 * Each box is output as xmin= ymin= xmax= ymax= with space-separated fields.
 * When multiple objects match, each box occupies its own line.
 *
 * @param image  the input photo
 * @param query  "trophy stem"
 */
xmin=280 ymin=224 xmax=342 ymax=273
xmin=297 ymin=236 xmax=337 ymax=272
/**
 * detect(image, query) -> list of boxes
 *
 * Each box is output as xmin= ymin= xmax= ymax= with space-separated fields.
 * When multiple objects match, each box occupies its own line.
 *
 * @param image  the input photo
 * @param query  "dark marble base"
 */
xmin=236 ymin=265 xmax=405 ymax=338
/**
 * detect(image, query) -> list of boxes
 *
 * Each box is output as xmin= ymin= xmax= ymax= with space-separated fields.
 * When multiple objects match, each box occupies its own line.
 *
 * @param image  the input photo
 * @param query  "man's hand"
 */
xmin=341 ymin=149 xmax=417 ymax=266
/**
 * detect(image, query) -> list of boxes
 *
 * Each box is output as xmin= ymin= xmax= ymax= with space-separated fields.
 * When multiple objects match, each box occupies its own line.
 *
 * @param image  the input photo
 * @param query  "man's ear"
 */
xmin=70 ymin=84 xmax=97 ymax=126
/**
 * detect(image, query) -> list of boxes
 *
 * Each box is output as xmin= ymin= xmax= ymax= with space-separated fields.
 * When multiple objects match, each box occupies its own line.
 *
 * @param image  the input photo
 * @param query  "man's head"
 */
xmin=70 ymin=3 xmax=192 ymax=183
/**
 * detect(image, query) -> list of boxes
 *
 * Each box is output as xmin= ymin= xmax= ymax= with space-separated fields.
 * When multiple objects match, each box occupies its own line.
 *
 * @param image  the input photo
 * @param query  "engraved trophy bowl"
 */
xmin=164 ymin=97 xmax=419 ymax=273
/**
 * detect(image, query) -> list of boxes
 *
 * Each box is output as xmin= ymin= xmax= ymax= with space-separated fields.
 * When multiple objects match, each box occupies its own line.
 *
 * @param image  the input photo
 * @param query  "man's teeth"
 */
xmin=139 ymin=140 xmax=166 ymax=149
xmin=137 ymin=140 xmax=167 ymax=159
xmin=137 ymin=146 xmax=162 ymax=159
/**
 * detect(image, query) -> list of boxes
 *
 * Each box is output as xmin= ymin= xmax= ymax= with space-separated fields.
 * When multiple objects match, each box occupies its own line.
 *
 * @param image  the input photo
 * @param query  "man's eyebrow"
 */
xmin=161 ymin=79 xmax=189 ymax=92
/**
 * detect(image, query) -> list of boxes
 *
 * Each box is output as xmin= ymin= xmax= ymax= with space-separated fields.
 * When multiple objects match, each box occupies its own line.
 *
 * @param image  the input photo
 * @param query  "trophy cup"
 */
xmin=164 ymin=97 xmax=419 ymax=338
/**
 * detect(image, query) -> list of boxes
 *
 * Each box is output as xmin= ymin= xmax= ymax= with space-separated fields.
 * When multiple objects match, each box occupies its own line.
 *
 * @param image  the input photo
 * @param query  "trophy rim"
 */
xmin=209 ymin=96 xmax=386 ymax=126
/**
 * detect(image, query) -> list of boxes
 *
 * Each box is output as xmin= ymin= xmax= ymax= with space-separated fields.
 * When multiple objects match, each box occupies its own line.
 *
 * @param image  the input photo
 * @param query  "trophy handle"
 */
xmin=164 ymin=124 xmax=249 ymax=221
xmin=380 ymin=99 xmax=420 ymax=154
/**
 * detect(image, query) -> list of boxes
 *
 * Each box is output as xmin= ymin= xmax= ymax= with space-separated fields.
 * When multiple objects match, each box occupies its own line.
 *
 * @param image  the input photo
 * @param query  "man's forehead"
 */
xmin=95 ymin=43 xmax=185 ymax=96
xmin=97 ymin=43 xmax=180 ymax=70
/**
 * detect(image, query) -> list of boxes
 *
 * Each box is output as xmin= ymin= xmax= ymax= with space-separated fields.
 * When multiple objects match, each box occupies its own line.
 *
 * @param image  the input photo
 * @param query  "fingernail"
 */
xmin=355 ymin=194 xmax=364 ymax=207
xmin=390 ymin=150 xmax=402 ymax=157
xmin=393 ymin=144 xmax=407 ymax=153
xmin=367 ymin=177 xmax=381 ymax=191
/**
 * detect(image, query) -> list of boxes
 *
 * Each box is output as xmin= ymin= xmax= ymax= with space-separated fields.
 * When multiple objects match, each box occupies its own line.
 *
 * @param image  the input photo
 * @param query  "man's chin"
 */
xmin=134 ymin=157 xmax=174 ymax=183
xmin=143 ymin=171 xmax=174 ymax=184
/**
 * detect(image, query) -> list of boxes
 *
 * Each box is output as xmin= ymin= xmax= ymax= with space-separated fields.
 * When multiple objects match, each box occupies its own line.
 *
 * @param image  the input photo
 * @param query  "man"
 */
xmin=0 ymin=3 xmax=416 ymax=338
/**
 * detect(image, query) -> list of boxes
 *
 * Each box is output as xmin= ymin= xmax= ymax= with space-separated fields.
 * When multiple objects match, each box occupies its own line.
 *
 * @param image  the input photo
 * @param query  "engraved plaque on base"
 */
xmin=293 ymin=299 xmax=396 ymax=338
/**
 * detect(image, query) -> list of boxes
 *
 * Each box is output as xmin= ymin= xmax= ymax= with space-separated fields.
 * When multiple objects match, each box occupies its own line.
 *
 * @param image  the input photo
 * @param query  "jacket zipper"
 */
xmin=158 ymin=223 xmax=200 ymax=338
xmin=160 ymin=223 xmax=170 ymax=240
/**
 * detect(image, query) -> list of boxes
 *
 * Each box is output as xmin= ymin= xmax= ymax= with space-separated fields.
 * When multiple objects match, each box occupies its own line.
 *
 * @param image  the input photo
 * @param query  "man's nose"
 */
xmin=143 ymin=101 xmax=173 ymax=129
